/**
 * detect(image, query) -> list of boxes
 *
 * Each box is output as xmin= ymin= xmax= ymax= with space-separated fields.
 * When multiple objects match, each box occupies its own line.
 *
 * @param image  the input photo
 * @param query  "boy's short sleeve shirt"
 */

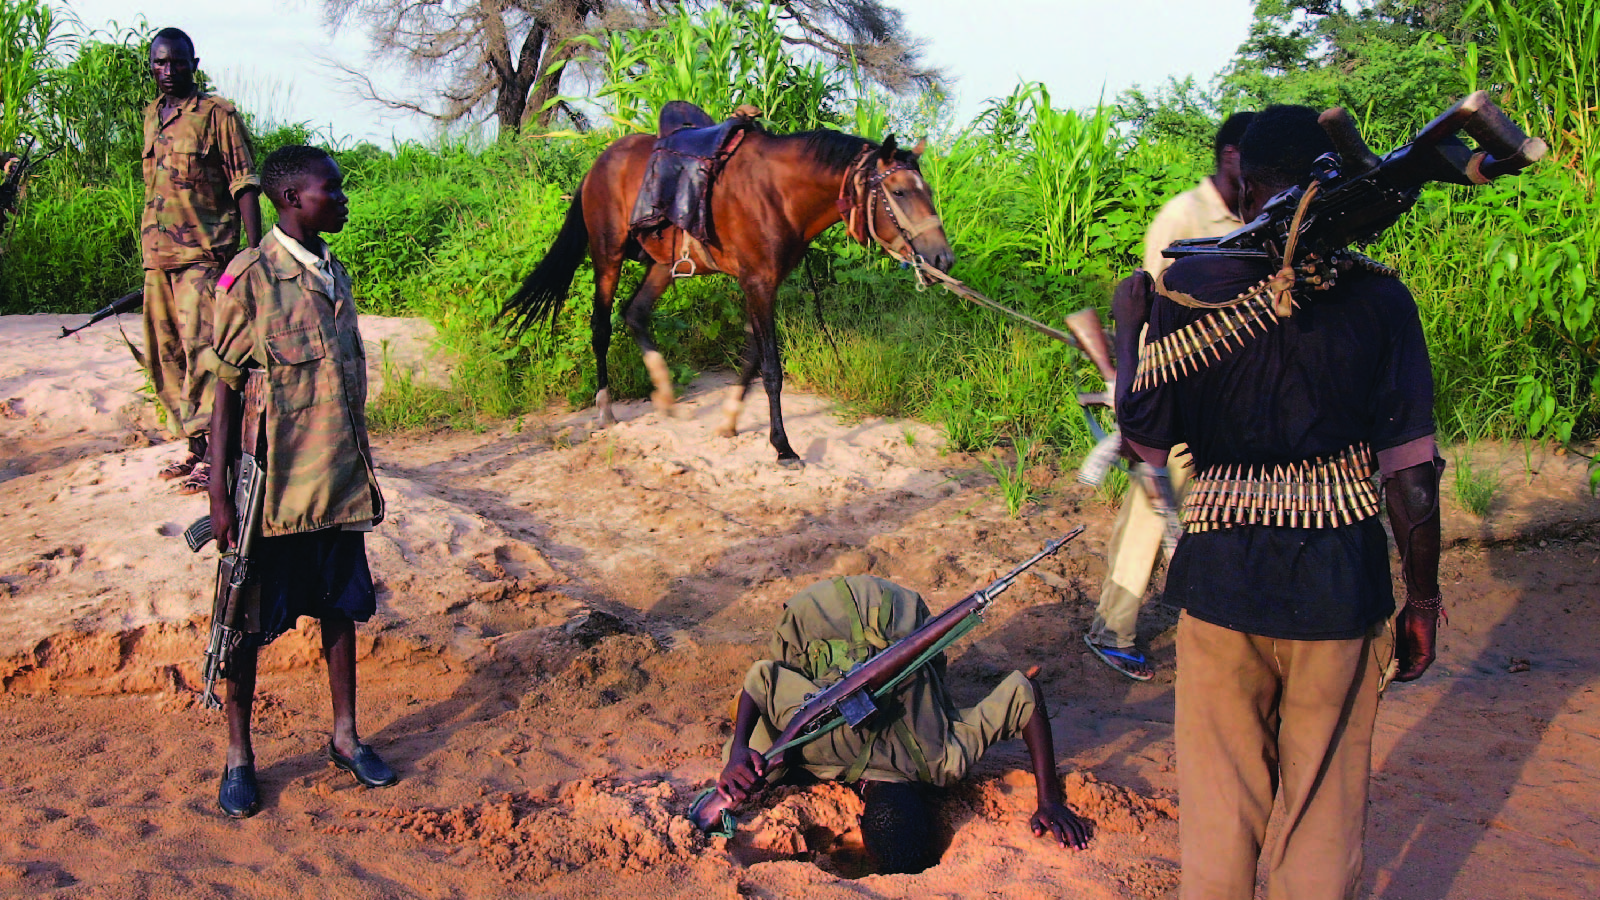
xmin=207 ymin=231 xmax=384 ymax=537
xmin=140 ymin=92 xmax=261 ymax=270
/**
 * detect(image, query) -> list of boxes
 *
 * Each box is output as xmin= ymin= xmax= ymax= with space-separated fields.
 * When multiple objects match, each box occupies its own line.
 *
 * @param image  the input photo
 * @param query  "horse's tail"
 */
xmin=502 ymin=183 xmax=589 ymax=333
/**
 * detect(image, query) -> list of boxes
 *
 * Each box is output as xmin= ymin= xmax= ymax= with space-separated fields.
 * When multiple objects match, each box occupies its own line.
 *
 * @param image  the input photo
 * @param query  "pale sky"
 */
xmin=61 ymin=0 xmax=1256 ymax=144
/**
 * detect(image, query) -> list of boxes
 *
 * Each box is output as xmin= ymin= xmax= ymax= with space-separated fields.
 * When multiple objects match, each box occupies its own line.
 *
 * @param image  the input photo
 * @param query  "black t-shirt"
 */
xmin=1119 ymin=255 xmax=1435 ymax=640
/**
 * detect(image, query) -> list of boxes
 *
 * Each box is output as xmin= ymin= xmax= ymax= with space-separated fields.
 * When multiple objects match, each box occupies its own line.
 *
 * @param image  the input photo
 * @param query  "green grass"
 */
xmin=1452 ymin=448 xmax=1502 ymax=519
xmin=981 ymin=437 xmax=1040 ymax=518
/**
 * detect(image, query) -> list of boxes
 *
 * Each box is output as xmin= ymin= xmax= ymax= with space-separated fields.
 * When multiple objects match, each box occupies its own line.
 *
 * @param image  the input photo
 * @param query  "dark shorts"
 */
xmin=245 ymin=529 xmax=376 ymax=646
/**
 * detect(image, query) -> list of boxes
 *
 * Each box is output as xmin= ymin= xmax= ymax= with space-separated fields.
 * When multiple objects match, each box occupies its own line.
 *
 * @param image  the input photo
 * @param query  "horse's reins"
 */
xmin=832 ymin=148 xmax=1121 ymax=472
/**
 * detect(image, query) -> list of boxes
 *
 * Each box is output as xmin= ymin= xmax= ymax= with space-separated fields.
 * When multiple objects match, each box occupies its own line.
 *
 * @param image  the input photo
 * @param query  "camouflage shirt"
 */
xmin=198 ymin=230 xmax=385 ymax=537
xmin=140 ymin=91 xmax=260 ymax=270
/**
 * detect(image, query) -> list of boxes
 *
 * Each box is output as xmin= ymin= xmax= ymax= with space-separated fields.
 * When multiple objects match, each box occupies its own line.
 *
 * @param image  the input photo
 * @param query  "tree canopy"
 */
xmin=323 ymin=0 xmax=937 ymax=135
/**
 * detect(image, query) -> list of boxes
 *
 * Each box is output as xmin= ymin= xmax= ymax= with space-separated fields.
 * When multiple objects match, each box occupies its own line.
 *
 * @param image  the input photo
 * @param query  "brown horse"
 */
xmin=502 ymin=123 xmax=955 ymax=465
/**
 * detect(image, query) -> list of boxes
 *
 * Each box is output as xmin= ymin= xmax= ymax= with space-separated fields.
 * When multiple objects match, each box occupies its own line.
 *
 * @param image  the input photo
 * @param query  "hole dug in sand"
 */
xmin=716 ymin=764 xmax=1179 ymax=880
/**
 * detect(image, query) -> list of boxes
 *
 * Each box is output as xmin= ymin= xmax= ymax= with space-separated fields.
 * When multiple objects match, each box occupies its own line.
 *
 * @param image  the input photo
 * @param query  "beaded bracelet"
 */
xmin=1405 ymin=593 xmax=1446 ymax=624
xmin=1406 ymin=593 xmax=1444 ymax=611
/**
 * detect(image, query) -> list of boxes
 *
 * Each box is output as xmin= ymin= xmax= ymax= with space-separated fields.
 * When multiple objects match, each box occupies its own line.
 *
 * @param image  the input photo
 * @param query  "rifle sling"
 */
xmin=841 ymin=715 xmax=933 ymax=784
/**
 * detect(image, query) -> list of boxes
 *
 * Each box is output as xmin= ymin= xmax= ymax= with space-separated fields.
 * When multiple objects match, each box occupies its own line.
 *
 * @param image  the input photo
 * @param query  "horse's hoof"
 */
xmin=715 ymin=426 xmax=736 ymax=439
xmin=597 ymin=411 xmax=617 ymax=428
xmin=776 ymin=456 xmax=805 ymax=469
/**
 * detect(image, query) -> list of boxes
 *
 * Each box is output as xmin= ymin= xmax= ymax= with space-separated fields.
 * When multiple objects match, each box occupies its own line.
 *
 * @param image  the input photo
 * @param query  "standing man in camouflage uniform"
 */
xmin=141 ymin=27 xmax=261 ymax=493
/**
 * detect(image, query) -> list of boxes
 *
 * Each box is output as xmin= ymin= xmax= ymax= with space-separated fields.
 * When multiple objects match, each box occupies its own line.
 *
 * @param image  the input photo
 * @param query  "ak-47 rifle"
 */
xmin=1164 ymin=91 xmax=1547 ymax=273
xmin=58 ymin=289 xmax=143 ymax=339
xmin=182 ymin=369 xmax=268 ymax=710
xmin=689 ymin=527 xmax=1085 ymax=833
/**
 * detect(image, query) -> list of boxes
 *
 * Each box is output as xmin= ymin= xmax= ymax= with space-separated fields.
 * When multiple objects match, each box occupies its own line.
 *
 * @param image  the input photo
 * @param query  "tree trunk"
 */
xmin=529 ymin=44 xmax=580 ymax=129
xmin=496 ymin=82 xmax=529 ymax=134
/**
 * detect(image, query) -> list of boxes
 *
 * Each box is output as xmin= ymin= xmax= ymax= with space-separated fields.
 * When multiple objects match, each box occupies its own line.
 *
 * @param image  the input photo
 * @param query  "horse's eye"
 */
xmin=891 ymin=189 xmax=906 ymax=197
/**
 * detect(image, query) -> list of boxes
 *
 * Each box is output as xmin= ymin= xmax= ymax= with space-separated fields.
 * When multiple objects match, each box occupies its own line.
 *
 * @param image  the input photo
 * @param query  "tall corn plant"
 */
xmin=1461 ymin=0 xmax=1600 ymax=463
xmin=924 ymin=84 xmax=1123 ymax=284
xmin=585 ymin=1 xmax=842 ymax=135
xmin=1468 ymin=0 xmax=1600 ymax=189
xmin=1022 ymin=85 xmax=1120 ymax=273
xmin=0 ymin=0 xmax=66 ymax=156
xmin=43 ymin=26 xmax=149 ymax=186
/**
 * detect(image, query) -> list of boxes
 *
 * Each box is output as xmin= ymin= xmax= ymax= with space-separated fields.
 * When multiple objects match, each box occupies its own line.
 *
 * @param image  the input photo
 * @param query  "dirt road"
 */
xmin=1 ymin=314 xmax=1595 ymax=898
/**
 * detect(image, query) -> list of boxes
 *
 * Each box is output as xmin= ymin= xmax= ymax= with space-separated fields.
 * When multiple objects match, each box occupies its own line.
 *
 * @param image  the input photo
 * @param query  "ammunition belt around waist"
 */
xmin=1182 ymin=443 xmax=1381 ymax=532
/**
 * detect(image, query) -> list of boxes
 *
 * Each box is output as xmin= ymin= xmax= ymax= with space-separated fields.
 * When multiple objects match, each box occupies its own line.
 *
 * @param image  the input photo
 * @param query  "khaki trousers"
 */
xmin=143 ymin=263 xmax=221 ymax=439
xmin=1176 ymin=613 xmax=1390 ymax=900
xmin=1088 ymin=445 xmax=1192 ymax=649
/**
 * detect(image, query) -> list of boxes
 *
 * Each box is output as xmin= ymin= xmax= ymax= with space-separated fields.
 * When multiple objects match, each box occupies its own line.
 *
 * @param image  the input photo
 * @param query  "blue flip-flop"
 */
xmin=1084 ymin=633 xmax=1154 ymax=681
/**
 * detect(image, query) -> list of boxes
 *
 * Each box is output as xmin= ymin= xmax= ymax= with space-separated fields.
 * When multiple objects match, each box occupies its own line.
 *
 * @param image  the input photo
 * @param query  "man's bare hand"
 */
xmin=209 ymin=492 xmax=237 ymax=553
xmin=1392 ymin=604 xmax=1438 ymax=682
xmin=1030 ymin=800 xmax=1092 ymax=850
xmin=717 ymin=745 xmax=769 ymax=804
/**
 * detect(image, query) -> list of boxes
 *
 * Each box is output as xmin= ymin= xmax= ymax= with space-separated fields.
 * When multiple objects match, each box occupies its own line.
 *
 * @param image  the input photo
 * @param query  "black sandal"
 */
xmin=218 ymin=765 xmax=260 ymax=818
xmin=328 ymin=742 xmax=398 ymax=788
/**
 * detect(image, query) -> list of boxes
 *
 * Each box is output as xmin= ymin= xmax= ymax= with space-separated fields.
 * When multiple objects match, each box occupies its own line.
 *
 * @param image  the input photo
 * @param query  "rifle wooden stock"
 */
xmin=1063 ymin=309 xmax=1116 ymax=388
xmin=691 ymin=529 xmax=1084 ymax=831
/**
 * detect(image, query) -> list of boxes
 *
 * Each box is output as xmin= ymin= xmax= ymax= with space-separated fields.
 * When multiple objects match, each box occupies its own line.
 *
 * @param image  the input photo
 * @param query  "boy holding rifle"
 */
xmin=714 ymin=573 xmax=1091 ymax=873
xmin=196 ymin=145 xmax=391 ymax=818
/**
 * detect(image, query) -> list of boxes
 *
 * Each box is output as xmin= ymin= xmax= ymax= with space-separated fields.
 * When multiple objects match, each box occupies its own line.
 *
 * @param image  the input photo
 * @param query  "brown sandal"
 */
xmin=176 ymin=461 xmax=210 ymax=495
xmin=158 ymin=453 xmax=200 ymax=481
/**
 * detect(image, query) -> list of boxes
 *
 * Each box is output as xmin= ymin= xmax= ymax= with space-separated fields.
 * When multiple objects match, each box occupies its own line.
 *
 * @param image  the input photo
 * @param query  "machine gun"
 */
xmin=1165 ymin=91 xmax=1547 ymax=275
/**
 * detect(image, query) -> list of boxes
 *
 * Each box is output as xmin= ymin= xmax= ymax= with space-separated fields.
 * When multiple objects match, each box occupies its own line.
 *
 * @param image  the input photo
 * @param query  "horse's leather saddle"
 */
xmin=629 ymin=101 xmax=760 ymax=244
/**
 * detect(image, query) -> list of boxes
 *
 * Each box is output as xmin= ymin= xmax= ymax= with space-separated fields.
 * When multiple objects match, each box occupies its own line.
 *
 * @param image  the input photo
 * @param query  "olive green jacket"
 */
xmin=740 ymin=575 xmax=1036 ymax=785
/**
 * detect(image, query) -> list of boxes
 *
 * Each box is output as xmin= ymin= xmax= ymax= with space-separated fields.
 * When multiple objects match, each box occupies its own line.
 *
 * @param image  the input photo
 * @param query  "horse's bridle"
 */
xmin=837 ymin=147 xmax=944 ymax=271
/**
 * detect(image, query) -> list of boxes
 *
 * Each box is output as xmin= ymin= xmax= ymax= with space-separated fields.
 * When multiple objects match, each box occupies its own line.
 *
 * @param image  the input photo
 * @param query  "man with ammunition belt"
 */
xmin=1116 ymin=105 xmax=1442 ymax=899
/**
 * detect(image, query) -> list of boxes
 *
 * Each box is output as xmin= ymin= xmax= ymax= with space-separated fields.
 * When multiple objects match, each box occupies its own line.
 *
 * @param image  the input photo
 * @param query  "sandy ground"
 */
xmin=0 ymin=312 xmax=1597 ymax=899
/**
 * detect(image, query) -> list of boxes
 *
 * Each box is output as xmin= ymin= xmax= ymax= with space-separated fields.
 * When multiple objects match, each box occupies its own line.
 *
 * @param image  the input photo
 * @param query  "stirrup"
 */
xmin=671 ymin=248 xmax=697 ymax=278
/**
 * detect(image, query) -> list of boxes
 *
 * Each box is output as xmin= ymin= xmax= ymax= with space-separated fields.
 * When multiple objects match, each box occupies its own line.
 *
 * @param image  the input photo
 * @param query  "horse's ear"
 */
xmin=911 ymin=136 xmax=927 ymax=158
xmin=879 ymin=134 xmax=898 ymax=159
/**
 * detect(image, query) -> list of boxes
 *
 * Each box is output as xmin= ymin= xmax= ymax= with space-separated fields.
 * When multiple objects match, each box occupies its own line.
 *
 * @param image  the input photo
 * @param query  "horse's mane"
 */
xmin=773 ymin=128 xmax=913 ymax=172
